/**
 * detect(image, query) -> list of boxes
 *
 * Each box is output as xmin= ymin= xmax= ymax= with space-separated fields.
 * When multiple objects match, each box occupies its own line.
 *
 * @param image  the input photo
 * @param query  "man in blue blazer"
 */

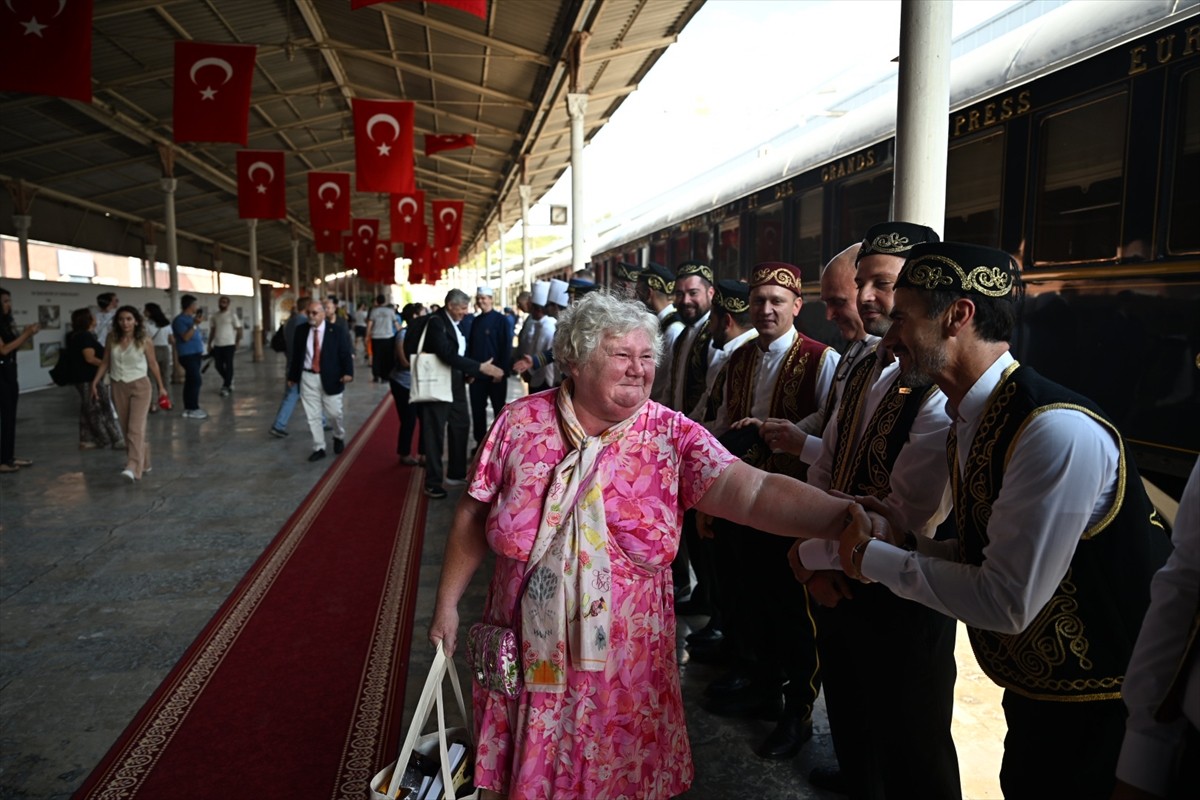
xmin=405 ymin=288 xmax=504 ymax=498
xmin=287 ymin=300 xmax=355 ymax=462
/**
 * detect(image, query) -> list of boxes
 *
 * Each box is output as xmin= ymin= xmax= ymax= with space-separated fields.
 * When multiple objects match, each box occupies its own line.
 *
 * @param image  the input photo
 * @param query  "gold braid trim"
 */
xmin=903 ymin=253 xmax=1013 ymax=297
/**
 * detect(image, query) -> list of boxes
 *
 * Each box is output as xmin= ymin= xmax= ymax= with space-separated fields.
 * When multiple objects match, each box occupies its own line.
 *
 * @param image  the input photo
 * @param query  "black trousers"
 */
xmin=416 ymin=377 xmax=468 ymax=489
xmin=179 ymin=353 xmax=203 ymax=410
xmin=815 ymin=584 xmax=961 ymax=800
xmin=212 ymin=345 xmax=235 ymax=389
xmin=371 ymin=336 xmax=394 ymax=381
xmin=732 ymin=526 xmax=820 ymax=717
xmin=0 ymin=370 xmax=17 ymax=465
xmin=388 ymin=380 xmax=418 ymax=457
xmin=469 ymin=377 xmax=507 ymax=445
xmin=1000 ymin=692 xmax=1126 ymax=799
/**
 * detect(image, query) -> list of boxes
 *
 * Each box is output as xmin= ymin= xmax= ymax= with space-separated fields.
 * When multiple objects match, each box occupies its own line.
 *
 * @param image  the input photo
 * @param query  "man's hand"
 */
xmin=341 ymin=375 xmax=353 ymax=383
xmin=512 ymin=355 xmax=533 ymax=375
xmin=787 ymin=540 xmax=811 ymax=583
xmin=479 ymin=357 xmax=504 ymax=380
xmin=761 ymin=418 xmax=807 ymax=455
xmin=287 ymin=380 xmax=296 ymax=388
xmin=729 ymin=416 xmax=763 ymax=431
xmin=696 ymin=511 xmax=716 ymax=539
xmin=806 ymin=571 xmax=855 ymax=608
xmin=841 ymin=493 xmax=903 ymax=547
xmin=838 ymin=502 xmax=874 ymax=581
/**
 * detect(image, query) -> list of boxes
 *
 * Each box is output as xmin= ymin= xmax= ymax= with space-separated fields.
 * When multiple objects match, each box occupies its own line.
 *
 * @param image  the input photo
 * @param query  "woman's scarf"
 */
xmin=520 ymin=380 xmax=638 ymax=692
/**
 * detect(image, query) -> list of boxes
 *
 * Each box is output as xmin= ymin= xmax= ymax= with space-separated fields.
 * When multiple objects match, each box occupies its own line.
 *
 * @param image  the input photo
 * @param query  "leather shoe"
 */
xmin=808 ymin=766 xmax=848 ymax=793
xmin=756 ymin=713 xmax=813 ymax=760
xmin=705 ymin=670 xmax=753 ymax=697
xmin=333 ymin=437 xmax=345 ymax=454
xmin=703 ymin=688 xmax=784 ymax=721
xmin=685 ymin=624 xmax=724 ymax=645
xmin=308 ymin=449 xmax=326 ymax=462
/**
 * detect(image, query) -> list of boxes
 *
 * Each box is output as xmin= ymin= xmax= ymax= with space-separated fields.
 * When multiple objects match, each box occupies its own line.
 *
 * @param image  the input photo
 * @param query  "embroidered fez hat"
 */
xmin=568 ymin=277 xmax=598 ymax=300
xmin=548 ymin=278 xmax=570 ymax=307
xmin=675 ymin=261 xmax=714 ymax=284
xmin=531 ymin=280 xmax=550 ymax=306
xmin=614 ymin=262 xmax=641 ymax=283
xmin=857 ymin=221 xmax=941 ymax=263
xmin=897 ymin=241 xmax=1019 ymax=299
xmin=750 ymin=262 xmax=803 ymax=296
xmin=713 ymin=279 xmax=750 ymax=314
xmin=640 ymin=262 xmax=675 ymax=295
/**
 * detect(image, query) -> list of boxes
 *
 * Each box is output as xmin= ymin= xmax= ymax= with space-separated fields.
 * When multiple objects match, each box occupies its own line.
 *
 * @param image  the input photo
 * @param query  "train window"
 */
xmin=673 ymin=231 xmax=692 ymax=263
xmin=716 ymin=218 xmax=741 ymax=278
xmin=1168 ymin=69 xmax=1200 ymax=255
xmin=694 ymin=229 xmax=711 ymax=264
xmin=753 ymin=202 xmax=783 ymax=265
xmin=945 ymin=131 xmax=1003 ymax=247
xmin=836 ymin=170 xmax=893 ymax=249
xmin=651 ymin=240 xmax=668 ymax=267
xmin=1033 ymin=92 xmax=1128 ymax=265
xmin=792 ymin=187 xmax=823 ymax=287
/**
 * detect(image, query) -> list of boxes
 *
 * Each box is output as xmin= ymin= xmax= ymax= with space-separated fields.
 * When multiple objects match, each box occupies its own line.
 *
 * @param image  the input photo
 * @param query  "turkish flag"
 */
xmin=236 ymin=150 xmax=286 ymax=219
xmin=343 ymin=234 xmax=363 ymax=271
xmin=308 ymin=172 xmax=350 ymax=232
xmin=351 ymin=0 xmax=488 ymax=20
xmin=352 ymin=218 xmax=379 ymax=255
xmin=432 ymin=200 xmax=464 ymax=249
xmin=314 ymin=226 xmax=342 ymax=254
xmin=390 ymin=191 xmax=425 ymax=245
xmin=173 ymin=41 xmax=257 ymax=145
xmin=0 ymin=0 xmax=92 ymax=102
xmin=353 ymin=98 xmax=414 ymax=194
xmin=369 ymin=241 xmax=395 ymax=284
xmin=433 ymin=244 xmax=459 ymax=272
xmin=425 ymin=134 xmax=476 ymax=156
xmin=407 ymin=241 xmax=430 ymax=284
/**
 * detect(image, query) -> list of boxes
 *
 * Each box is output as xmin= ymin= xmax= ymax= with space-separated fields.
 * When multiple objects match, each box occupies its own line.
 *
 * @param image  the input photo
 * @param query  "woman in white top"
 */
xmin=143 ymin=303 xmax=174 ymax=410
xmin=92 ymin=306 xmax=168 ymax=482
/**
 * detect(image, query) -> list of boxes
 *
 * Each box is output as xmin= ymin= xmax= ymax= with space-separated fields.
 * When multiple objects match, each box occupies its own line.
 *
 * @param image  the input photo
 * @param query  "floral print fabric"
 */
xmin=467 ymin=390 xmax=738 ymax=799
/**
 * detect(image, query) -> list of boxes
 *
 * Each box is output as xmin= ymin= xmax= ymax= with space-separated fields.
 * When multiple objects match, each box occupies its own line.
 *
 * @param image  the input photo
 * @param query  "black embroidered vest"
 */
xmin=829 ymin=352 xmax=936 ymax=498
xmin=671 ymin=318 xmax=714 ymax=415
xmin=952 ymin=363 xmax=1170 ymax=701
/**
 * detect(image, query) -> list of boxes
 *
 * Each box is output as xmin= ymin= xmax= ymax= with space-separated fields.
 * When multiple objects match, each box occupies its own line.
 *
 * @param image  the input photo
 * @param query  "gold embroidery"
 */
xmin=869 ymin=231 xmax=911 ymax=254
xmin=903 ymin=253 xmax=1014 ymax=297
xmin=750 ymin=265 xmax=802 ymax=294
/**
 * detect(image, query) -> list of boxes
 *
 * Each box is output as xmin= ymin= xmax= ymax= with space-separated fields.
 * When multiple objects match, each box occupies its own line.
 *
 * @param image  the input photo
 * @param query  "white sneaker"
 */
xmin=120 ymin=469 xmax=136 ymax=482
xmin=185 ymin=409 xmax=209 ymax=420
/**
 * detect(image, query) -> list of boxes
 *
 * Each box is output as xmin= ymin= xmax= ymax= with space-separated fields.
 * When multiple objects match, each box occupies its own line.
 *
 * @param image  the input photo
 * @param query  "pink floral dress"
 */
xmin=467 ymin=390 xmax=738 ymax=799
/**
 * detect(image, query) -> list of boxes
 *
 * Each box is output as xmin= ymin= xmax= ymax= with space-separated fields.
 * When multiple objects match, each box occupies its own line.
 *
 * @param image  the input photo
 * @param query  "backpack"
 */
xmin=270 ymin=324 xmax=287 ymax=353
xmin=49 ymin=353 xmax=72 ymax=386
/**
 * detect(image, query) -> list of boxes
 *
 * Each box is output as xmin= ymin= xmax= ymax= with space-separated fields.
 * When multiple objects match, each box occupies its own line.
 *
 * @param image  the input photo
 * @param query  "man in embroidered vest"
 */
xmin=637 ymin=262 xmax=684 ymax=405
xmin=703 ymin=262 xmax=839 ymax=762
xmin=790 ymin=222 xmax=961 ymax=799
xmin=837 ymin=241 xmax=1170 ymax=799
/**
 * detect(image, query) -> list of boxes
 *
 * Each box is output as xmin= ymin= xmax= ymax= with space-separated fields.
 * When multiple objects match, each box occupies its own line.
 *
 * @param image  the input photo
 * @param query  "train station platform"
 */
xmin=0 ymin=346 xmax=1004 ymax=799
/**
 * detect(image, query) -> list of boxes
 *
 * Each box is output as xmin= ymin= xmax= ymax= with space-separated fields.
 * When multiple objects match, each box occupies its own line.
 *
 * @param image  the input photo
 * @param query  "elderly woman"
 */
xmin=429 ymin=292 xmax=867 ymax=799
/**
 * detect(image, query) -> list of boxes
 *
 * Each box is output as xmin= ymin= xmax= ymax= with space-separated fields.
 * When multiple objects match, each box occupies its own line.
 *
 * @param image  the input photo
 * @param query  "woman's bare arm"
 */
xmin=428 ymin=493 xmax=492 ymax=656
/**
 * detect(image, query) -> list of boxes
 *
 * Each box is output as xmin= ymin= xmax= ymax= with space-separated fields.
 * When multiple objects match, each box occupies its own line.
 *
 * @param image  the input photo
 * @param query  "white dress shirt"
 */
xmin=529 ymin=315 xmax=558 ymax=387
xmin=795 ymin=334 xmax=881 ymax=464
xmin=651 ymin=305 xmax=685 ymax=405
xmin=669 ymin=310 xmax=711 ymax=411
xmin=857 ymin=351 xmax=1120 ymax=634
xmin=303 ymin=322 xmax=326 ymax=371
xmin=1116 ymin=458 xmax=1200 ymax=795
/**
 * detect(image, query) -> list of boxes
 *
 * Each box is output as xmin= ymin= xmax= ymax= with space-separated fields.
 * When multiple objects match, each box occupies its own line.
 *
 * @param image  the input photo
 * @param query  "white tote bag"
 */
xmin=369 ymin=643 xmax=479 ymax=800
xmin=409 ymin=322 xmax=454 ymax=404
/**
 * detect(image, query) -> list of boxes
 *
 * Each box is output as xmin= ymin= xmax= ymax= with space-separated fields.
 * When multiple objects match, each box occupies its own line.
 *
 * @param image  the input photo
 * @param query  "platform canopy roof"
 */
xmin=0 ymin=0 xmax=705 ymax=284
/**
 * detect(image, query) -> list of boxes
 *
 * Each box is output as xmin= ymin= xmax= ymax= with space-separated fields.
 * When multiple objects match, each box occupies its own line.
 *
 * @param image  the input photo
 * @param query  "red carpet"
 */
xmin=74 ymin=398 xmax=427 ymax=800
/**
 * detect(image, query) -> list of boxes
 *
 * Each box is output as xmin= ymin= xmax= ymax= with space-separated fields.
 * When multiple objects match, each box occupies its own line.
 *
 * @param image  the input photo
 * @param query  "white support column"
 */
xmin=291 ymin=238 xmax=300 ymax=297
xmin=144 ymin=244 xmax=158 ymax=289
xmin=214 ymin=257 xmax=222 ymax=295
xmin=567 ymin=93 xmax=588 ymax=274
xmin=161 ymin=178 xmax=180 ymax=313
xmin=519 ymin=185 xmax=532 ymax=290
xmin=247 ymin=219 xmax=263 ymax=362
xmin=13 ymin=215 xmax=32 ymax=279
xmin=894 ymin=0 xmax=952 ymax=231
xmin=496 ymin=220 xmax=506 ymax=308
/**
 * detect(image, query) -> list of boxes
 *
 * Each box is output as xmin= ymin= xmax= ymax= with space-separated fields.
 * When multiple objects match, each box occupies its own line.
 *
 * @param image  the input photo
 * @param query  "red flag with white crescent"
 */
xmin=350 ymin=0 xmax=488 ymax=20
xmin=0 ymin=0 xmax=93 ymax=102
xmin=352 ymin=218 xmax=379 ymax=254
xmin=314 ymin=226 xmax=342 ymax=254
xmin=343 ymin=234 xmax=363 ymax=271
xmin=432 ymin=200 xmax=463 ymax=249
xmin=370 ymin=241 xmax=395 ymax=284
xmin=407 ymin=241 xmax=430 ymax=284
xmin=236 ymin=150 xmax=286 ymax=220
xmin=390 ymin=190 xmax=425 ymax=245
xmin=433 ymin=244 xmax=459 ymax=272
xmin=307 ymin=172 xmax=351 ymax=233
xmin=424 ymin=134 xmax=476 ymax=157
xmin=352 ymin=98 xmax=414 ymax=194
xmin=173 ymin=41 xmax=257 ymax=145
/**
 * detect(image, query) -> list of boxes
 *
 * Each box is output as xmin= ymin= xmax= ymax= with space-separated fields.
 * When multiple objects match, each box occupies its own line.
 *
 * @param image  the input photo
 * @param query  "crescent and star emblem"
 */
xmin=357 ymin=224 xmax=374 ymax=243
xmin=317 ymin=180 xmax=341 ymax=210
xmin=439 ymin=207 xmax=458 ymax=229
xmin=365 ymin=113 xmax=401 ymax=156
xmin=247 ymin=161 xmax=274 ymax=194
xmin=397 ymin=197 xmax=417 ymax=222
xmin=10 ymin=0 xmax=65 ymax=37
xmin=189 ymin=57 xmax=234 ymax=101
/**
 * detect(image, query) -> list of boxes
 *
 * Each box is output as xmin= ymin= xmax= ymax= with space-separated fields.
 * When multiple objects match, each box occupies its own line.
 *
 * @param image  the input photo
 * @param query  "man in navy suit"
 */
xmin=405 ymin=288 xmax=504 ymax=498
xmin=467 ymin=285 xmax=514 ymax=448
xmin=287 ymin=300 xmax=354 ymax=462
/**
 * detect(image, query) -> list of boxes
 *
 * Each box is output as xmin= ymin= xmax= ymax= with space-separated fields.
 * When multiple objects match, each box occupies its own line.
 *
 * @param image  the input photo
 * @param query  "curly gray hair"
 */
xmin=552 ymin=290 xmax=662 ymax=370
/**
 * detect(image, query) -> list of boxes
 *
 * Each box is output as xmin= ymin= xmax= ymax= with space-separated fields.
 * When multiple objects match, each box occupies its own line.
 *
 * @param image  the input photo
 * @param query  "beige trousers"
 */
xmin=111 ymin=377 xmax=152 ymax=478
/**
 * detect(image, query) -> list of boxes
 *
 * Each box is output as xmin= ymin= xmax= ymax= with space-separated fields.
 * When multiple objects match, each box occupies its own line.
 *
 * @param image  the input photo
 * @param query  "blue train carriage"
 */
xmin=591 ymin=7 xmax=1200 ymax=491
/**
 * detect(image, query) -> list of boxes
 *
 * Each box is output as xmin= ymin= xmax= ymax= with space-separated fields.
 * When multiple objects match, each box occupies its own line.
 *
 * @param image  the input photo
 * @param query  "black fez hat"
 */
xmin=713 ymin=279 xmax=750 ymax=314
xmin=857 ymin=221 xmax=941 ymax=263
xmin=675 ymin=261 xmax=714 ymax=284
xmin=615 ymin=262 xmax=641 ymax=283
xmin=750 ymin=261 xmax=803 ymax=296
xmin=640 ymin=262 xmax=675 ymax=295
xmin=897 ymin=242 xmax=1019 ymax=299
xmin=568 ymin=277 xmax=599 ymax=299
